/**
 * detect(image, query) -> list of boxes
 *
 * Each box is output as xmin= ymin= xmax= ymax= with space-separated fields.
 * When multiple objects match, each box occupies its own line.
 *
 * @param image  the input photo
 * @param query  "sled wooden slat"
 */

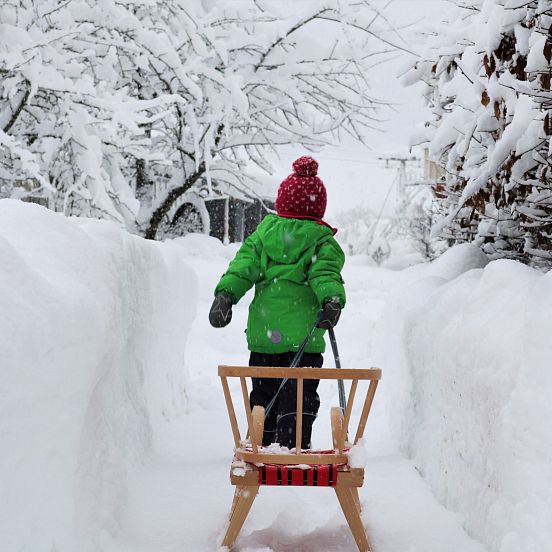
xmin=219 ymin=365 xmax=381 ymax=380
xmin=331 ymin=407 xmax=345 ymax=453
xmin=355 ymin=379 xmax=379 ymax=445
xmin=220 ymin=376 xmax=240 ymax=448
xmin=240 ymin=377 xmax=257 ymax=454
xmin=234 ymin=450 xmax=349 ymax=465
xmin=343 ymin=379 xmax=358 ymax=442
xmin=252 ymin=406 xmax=264 ymax=450
xmin=295 ymin=378 xmax=303 ymax=453
xmin=219 ymin=365 xmax=380 ymax=552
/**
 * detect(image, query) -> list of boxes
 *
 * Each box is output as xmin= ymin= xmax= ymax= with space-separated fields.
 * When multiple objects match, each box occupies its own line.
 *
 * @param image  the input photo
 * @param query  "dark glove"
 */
xmin=209 ymin=293 xmax=233 ymax=328
xmin=316 ymin=299 xmax=342 ymax=329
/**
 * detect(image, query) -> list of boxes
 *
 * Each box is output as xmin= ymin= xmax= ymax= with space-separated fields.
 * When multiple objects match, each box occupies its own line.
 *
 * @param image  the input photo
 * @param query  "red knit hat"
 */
xmin=275 ymin=156 xmax=327 ymax=220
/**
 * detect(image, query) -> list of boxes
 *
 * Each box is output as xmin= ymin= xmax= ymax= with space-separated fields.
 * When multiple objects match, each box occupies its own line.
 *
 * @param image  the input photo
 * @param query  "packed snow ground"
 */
xmin=2 ymin=200 xmax=551 ymax=551
xmin=110 ymin=236 xmax=489 ymax=552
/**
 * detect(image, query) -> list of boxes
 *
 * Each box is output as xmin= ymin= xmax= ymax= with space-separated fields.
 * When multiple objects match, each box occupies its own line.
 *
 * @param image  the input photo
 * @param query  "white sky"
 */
xmin=257 ymin=0 xmax=450 ymax=222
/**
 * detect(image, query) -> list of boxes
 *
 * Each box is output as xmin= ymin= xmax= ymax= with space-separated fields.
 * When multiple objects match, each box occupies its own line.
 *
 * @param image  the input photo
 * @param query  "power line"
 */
xmin=276 ymin=149 xmax=415 ymax=166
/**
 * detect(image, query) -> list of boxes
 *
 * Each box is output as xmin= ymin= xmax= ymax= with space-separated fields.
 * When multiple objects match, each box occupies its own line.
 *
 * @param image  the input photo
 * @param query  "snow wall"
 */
xmin=0 ymin=199 xmax=197 ymax=551
xmin=372 ymin=244 xmax=552 ymax=552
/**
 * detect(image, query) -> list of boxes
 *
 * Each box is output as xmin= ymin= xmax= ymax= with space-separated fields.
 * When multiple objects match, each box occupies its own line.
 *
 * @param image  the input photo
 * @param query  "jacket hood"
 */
xmin=256 ymin=214 xmax=332 ymax=264
xmin=276 ymin=212 xmax=337 ymax=234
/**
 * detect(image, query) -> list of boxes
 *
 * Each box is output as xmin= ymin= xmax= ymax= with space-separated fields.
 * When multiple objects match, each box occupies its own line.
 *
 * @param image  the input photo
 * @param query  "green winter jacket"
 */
xmin=214 ymin=214 xmax=346 ymax=354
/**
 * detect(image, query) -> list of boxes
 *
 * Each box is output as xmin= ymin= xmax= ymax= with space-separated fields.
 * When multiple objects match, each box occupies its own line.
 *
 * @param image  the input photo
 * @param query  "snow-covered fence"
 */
xmin=0 ymin=199 xmax=197 ymax=550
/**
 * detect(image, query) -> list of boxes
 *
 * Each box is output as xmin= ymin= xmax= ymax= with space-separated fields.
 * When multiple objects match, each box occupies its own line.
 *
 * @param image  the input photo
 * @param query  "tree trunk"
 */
xmin=144 ymin=163 xmax=206 ymax=240
xmin=3 ymin=81 xmax=30 ymax=134
xmin=135 ymin=158 xmax=148 ymax=198
xmin=145 ymin=124 xmax=224 ymax=240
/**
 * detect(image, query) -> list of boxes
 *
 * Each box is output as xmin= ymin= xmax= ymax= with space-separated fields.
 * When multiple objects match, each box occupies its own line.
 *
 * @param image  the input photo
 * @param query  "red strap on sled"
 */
xmin=259 ymin=463 xmax=339 ymax=487
xmin=257 ymin=449 xmax=346 ymax=487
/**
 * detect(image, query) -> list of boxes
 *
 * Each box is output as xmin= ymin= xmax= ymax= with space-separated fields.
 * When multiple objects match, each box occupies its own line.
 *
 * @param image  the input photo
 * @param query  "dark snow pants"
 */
xmin=248 ymin=351 xmax=322 ymax=450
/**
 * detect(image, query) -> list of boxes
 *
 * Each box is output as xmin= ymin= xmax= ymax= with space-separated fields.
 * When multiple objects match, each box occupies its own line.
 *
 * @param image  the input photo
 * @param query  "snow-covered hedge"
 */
xmin=374 ymin=244 xmax=552 ymax=552
xmin=0 ymin=199 xmax=196 ymax=550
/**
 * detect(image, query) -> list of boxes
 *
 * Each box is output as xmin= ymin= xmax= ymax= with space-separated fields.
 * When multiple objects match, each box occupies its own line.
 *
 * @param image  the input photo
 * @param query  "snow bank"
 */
xmin=0 ymin=199 xmax=197 ymax=551
xmin=373 ymin=244 xmax=552 ymax=552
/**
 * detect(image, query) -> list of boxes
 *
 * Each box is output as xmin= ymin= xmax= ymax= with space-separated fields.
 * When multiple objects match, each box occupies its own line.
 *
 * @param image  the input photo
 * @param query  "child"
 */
xmin=209 ymin=156 xmax=345 ymax=450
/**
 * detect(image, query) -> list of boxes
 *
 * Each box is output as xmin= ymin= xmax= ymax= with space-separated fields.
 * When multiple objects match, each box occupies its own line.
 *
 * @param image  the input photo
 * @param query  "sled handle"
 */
xmin=218 ymin=366 xmax=381 ymax=380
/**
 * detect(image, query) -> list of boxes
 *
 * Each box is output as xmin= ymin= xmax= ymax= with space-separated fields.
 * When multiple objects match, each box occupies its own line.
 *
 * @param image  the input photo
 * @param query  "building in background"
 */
xmin=204 ymin=195 xmax=274 ymax=243
xmin=423 ymin=148 xmax=446 ymax=198
xmin=158 ymin=175 xmax=276 ymax=243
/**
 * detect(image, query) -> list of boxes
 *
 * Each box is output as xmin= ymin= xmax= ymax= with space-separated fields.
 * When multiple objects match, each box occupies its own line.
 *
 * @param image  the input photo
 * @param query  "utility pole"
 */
xmin=376 ymin=155 xmax=421 ymax=215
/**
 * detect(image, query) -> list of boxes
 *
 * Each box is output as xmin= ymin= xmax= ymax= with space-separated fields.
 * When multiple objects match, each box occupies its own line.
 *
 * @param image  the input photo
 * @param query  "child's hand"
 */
xmin=209 ymin=293 xmax=233 ymax=328
xmin=317 ymin=299 xmax=342 ymax=329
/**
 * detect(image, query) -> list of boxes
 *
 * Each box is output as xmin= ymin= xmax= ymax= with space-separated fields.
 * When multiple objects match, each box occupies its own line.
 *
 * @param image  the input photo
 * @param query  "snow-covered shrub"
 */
xmin=408 ymin=1 xmax=552 ymax=267
xmin=394 ymin=183 xmax=442 ymax=260
xmin=0 ymin=199 xmax=196 ymax=550
xmin=334 ymin=205 xmax=382 ymax=255
xmin=335 ymin=185 xmax=440 ymax=264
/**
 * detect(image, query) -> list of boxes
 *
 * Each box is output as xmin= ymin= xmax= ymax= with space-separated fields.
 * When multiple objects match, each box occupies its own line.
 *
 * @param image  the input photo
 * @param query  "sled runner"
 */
xmin=219 ymin=364 xmax=381 ymax=551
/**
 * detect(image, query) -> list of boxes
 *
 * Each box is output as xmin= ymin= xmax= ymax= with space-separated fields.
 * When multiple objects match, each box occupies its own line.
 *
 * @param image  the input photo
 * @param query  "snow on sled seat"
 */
xmin=218 ymin=365 xmax=381 ymax=552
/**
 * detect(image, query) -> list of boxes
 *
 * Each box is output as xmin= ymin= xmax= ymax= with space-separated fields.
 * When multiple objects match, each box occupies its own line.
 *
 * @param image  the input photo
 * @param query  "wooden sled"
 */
xmin=219 ymin=365 xmax=381 ymax=551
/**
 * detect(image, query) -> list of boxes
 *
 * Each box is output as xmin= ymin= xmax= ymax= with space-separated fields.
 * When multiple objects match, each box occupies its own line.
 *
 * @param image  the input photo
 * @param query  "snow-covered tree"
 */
xmin=136 ymin=1 xmax=405 ymax=239
xmin=0 ymin=0 xmax=165 ymax=226
xmin=1 ymin=0 xmax=403 ymax=238
xmin=408 ymin=0 xmax=552 ymax=267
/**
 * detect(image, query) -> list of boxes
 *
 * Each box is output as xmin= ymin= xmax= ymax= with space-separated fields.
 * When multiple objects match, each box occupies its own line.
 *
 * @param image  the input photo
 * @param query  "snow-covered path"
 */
xmin=116 ymin=246 xmax=488 ymax=552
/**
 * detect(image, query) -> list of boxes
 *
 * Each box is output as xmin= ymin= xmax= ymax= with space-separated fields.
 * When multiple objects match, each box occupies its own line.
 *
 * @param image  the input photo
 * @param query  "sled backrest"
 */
xmin=218 ymin=365 xmax=381 ymax=466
